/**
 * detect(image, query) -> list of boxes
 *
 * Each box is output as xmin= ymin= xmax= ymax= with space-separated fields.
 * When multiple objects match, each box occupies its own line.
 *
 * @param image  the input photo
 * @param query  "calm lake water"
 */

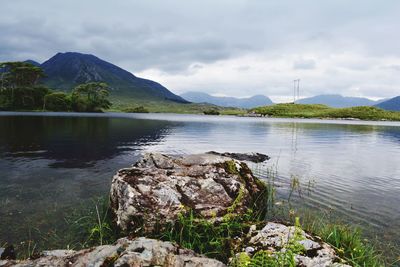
xmin=1 ymin=112 xmax=400 ymax=250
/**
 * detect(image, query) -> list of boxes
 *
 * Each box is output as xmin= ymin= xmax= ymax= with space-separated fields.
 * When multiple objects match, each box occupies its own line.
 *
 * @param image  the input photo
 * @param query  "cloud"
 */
xmin=381 ymin=65 xmax=400 ymax=72
xmin=293 ymin=59 xmax=316 ymax=70
xmin=1 ymin=0 xmax=400 ymax=100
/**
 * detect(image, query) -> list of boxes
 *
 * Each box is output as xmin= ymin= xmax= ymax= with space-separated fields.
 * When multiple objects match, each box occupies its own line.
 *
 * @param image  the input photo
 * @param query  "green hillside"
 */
xmin=252 ymin=104 xmax=400 ymax=121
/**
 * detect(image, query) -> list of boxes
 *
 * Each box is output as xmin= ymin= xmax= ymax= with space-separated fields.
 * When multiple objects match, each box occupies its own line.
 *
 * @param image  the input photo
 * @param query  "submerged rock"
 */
xmin=0 ymin=237 xmax=226 ymax=267
xmin=110 ymin=153 xmax=267 ymax=233
xmin=234 ymin=222 xmax=351 ymax=267
xmin=206 ymin=151 xmax=270 ymax=163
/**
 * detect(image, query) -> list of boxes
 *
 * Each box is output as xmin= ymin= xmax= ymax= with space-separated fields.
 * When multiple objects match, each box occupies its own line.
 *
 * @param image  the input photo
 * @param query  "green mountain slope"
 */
xmin=40 ymin=52 xmax=188 ymax=103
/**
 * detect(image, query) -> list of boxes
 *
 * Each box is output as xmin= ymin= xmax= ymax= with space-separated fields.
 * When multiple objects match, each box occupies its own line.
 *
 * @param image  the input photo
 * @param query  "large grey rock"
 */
xmin=0 ymin=237 xmax=226 ymax=267
xmin=236 ymin=222 xmax=351 ymax=267
xmin=110 ymin=153 xmax=266 ymax=233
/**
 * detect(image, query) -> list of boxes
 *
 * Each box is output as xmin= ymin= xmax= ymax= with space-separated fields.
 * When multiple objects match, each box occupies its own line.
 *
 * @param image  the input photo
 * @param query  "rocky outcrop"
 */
xmin=110 ymin=153 xmax=267 ymax=233
xmin=234 ymin=222 xmax=351 ymax=267
xmin=0 ymin=237 xmax=226 ymax=267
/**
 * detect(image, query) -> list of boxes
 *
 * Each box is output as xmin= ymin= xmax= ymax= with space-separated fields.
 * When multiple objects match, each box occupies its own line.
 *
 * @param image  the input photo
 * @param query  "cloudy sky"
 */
xmin=1 ymin=0 xmax=400 ymax=102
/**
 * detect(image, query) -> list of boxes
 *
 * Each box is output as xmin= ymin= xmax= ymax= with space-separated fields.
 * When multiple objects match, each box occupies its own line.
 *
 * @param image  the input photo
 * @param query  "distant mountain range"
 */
xmin=26 ymin=52 xmax=187 ymax=103
xmin=375 ymin=96 xmax=400 ymax=111
xmin=296 ymin=94 xmax=382 ymax=108
xmin=180 ymin=92 xmax=273 ymax=108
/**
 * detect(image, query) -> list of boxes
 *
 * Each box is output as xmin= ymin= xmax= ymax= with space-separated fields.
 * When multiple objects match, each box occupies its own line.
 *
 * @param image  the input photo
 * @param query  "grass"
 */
xmin=315 ymin=224 xmax=385 ymax=266
xmin=252 ymin=103 xmax=400 ymax=121
xmin=7 ymin=196 xmax=120 ymax=259
xmin=157 ymin=210 xmax=253 ymax=262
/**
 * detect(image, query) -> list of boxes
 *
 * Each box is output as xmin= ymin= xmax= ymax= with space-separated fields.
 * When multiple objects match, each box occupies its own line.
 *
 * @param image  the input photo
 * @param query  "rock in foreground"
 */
xmin=0 ymin=237 xmax=226 ymax=267
xmin=233 ymin=222 xmax=351 ymax=267
xmin=110 ymin=153 xmax=267 ymax=233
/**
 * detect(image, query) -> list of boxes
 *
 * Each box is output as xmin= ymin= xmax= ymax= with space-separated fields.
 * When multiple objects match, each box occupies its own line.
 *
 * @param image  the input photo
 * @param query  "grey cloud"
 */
xmin=381 ymin=65 xmax=400 ymax=72
xmin=293 ymin=59 xmax=316 ymax=70
xmin=1 ymin=0 xmax=400 ymax=98
xmin=236 ymin=66 xmax=251 ymax=71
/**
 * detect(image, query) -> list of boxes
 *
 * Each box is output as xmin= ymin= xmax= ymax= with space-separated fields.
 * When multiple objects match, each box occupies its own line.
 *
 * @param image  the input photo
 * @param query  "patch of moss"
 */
xmin=224 ymin=160 xmax=239 ymax=175
xmin=227 ymin=185 xmax=245 ymax=214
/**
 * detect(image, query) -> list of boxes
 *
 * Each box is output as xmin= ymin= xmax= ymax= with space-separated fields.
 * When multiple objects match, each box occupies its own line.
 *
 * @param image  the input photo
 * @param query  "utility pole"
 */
xmin=297 ymin=79 xmax=300 ymax=101
xmin=293 ymin=79 xmax=300 ymax=103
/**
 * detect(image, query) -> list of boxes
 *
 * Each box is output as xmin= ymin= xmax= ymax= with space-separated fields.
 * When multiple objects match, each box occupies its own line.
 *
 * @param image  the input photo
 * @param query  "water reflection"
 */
xmin=0 ymin=115 xmax=181 ymax=244
xmin=0 ymin=116 xmax=178 ymax=168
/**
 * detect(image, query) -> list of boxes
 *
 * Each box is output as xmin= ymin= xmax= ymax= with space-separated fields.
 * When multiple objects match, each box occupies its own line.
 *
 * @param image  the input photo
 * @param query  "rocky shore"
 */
xmin=1 ymin=152 xmax=351 ymax=267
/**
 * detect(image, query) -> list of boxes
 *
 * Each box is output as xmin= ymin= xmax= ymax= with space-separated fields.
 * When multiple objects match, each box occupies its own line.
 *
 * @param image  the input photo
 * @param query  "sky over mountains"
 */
xmin=1 ymin=0 xmax=400 ymax=102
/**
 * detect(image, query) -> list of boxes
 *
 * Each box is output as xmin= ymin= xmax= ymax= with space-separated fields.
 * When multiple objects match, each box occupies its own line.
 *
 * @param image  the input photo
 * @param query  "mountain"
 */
xmin=297 ymin=94 xmax=378 ymax=108
xmin=375 ymin=96 xmax=400 ymax=111
xmin=180 ymin=92 xmax=273 ymax=108
xmin=40 ymin=52 xmax=187 ymax=103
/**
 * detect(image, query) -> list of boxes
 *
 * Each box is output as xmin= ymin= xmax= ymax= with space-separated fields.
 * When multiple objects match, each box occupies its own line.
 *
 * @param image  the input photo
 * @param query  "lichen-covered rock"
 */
xmin=0 ymin=237 xmax=226 ymax=267
xmin=110 ymin=153 xmax=267 ymax=233
xmin=235 ymin=222 xmax=351 ymax=267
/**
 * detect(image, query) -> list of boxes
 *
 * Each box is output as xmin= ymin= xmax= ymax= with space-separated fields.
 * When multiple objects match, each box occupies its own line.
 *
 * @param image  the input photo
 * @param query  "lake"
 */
xmin=1 ymin=112 xmax=400 ymax=251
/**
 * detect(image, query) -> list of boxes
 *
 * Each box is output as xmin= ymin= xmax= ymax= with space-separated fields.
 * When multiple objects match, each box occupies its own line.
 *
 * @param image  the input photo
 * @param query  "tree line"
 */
xmin=0 ymin=62 xmax=111 ymax=112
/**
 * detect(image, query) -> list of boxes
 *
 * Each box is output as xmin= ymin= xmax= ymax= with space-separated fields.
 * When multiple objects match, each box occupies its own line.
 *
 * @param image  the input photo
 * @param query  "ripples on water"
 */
xmin=0 ymin=112 xmax=400 ymax=249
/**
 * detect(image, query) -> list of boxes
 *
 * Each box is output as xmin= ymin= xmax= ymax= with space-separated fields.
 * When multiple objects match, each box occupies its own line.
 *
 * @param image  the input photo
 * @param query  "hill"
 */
xmin=297 ymin=94 xmax=378 ymax=108
xmin=251 ymin=104 xmax=400 ymax=121
xmin=40 ymin=52 xmax=187 ymax=103
xmin=180 ymin=91 xmax=273 ymax=108
xmin=375 ymin=96 xmax=400 ymax=111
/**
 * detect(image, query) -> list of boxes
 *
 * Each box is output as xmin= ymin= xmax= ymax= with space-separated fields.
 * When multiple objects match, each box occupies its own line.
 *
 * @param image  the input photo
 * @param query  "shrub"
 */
xmin=43 ymin=92 xmax=71 ymax=111
xmin=124 ymin=106 xmax=149 ymax=113
xmin=204 ymin=109 xmax=220 ymax=115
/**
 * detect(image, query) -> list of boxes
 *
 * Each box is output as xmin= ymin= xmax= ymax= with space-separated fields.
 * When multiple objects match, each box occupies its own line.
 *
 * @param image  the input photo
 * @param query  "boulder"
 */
xmin=0 ymin=237 xmax=226 ymax=267
xmin=234 ymin=222 xmax=351 ymax=267
xmin=110 ymin=153 xmax=267 ymax=233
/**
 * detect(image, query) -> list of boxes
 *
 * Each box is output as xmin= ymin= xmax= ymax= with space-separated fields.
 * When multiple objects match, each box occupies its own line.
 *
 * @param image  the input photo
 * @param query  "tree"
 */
xmin=71 ymin=82 xmax=111 ymax=112
xmin=0 ymin=62 xmax=49 ymax=110
xmin=43 ymin=92 xmax=71 ymax=111
xmin=0 ymin=62 xmax=44 ymax=88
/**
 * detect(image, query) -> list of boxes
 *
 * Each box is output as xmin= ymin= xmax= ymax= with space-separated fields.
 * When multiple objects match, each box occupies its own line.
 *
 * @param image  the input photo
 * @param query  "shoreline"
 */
xmin=1 ymin=110 xmax=400 ymax=127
